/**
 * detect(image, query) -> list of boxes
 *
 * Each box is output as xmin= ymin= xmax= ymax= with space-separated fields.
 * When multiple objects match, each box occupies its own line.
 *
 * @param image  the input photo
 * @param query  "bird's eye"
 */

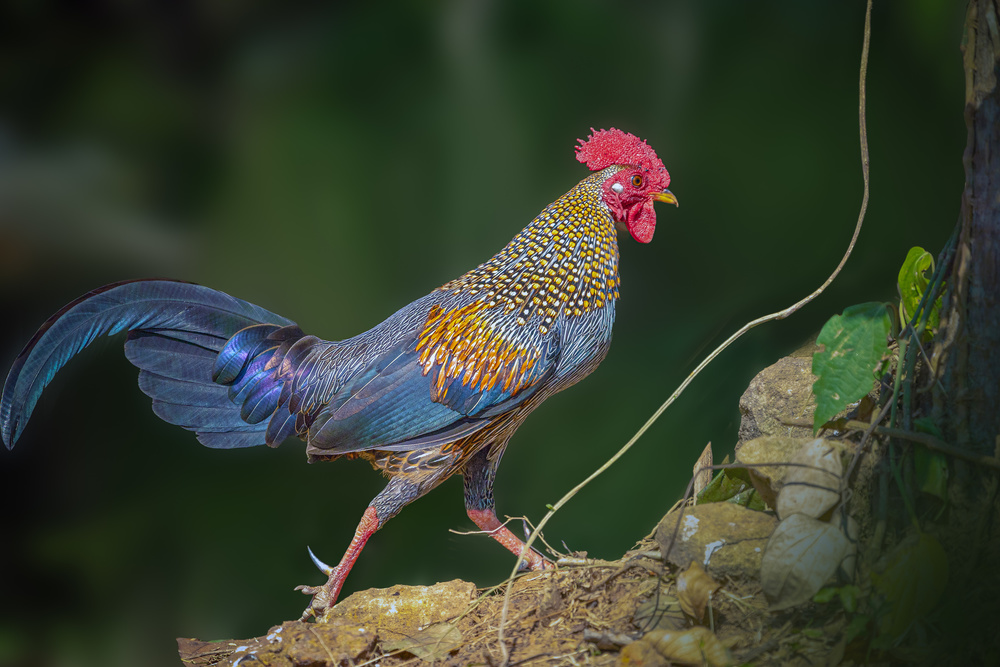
xmin=631 ymin=175 xmax=643 ymax=188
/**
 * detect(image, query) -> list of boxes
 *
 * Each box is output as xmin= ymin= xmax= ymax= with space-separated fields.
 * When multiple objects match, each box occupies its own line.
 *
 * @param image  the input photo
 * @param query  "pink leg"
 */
xmin=467 ymin=507 xmax=555 ymax=571
xmin=297 ymin=506 xmax=380 ymax=620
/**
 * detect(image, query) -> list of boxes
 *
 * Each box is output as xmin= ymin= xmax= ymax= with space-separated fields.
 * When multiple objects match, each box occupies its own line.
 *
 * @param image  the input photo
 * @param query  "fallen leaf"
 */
xmin=644 ymin=626 xmax=733 ymax=666
xmin=775 ymin=438 xmax=844 ymax=519
xmin=634 ymin=592 xmax=686 ymax=632
xmin=619 ymin=638 xmax=671 ymax=667
xmin=381 ymin=622 xmax=462 ymax=661
xmin=676 ymin=560 xmax=721 ymax=623
xmin=761 ymin=513 xmax=852 ymax=611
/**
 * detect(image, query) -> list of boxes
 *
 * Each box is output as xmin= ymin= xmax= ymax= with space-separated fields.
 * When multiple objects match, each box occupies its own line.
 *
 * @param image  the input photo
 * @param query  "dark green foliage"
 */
xmin=696 ymin=466 xmax=766 ymax=511
xmin=811 ymin=302 xmax=892 ymax=431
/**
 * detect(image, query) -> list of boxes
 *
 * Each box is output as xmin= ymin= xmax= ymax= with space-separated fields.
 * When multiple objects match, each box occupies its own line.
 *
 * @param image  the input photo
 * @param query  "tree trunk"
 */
xmin=938 ymin=0 xmax=1000 ymax=453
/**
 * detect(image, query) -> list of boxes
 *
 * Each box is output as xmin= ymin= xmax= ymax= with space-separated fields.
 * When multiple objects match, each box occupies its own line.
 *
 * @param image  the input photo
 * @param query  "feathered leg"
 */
xmin=463 ymin=448 xmax=553 ymax=571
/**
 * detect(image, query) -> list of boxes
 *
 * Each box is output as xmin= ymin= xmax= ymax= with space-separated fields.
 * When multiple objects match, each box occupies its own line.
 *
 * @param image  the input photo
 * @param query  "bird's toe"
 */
xmin=296 ymin=583 xmax=332 ymax=621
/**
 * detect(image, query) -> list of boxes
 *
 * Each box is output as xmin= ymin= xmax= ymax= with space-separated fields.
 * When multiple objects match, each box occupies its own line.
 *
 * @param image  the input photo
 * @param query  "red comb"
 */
xmin=575 ymin=128 xmax=667 ymax=178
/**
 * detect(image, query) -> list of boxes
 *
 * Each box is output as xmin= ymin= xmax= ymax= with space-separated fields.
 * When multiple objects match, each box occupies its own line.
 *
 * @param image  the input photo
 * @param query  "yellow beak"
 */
xmin=652 ymin=189 xmax=678 ymax=206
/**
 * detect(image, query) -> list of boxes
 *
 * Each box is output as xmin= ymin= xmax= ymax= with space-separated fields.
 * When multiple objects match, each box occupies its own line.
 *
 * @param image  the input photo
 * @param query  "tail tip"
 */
xmin=1 ymin=414 xmax=21 ymax=450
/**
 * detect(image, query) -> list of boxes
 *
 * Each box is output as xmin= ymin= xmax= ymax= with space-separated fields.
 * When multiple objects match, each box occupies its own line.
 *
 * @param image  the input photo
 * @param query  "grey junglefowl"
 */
xmin=0 ymin=127 xmax=677 ymax=620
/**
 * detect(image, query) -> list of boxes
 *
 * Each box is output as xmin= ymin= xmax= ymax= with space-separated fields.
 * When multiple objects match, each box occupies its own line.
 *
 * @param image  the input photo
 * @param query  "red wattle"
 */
xmin=627 ymin=200 xmax=656 ymax=243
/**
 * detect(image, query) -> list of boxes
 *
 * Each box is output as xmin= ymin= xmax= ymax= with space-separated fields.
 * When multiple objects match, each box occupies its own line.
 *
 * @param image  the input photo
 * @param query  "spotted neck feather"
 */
xmin=439 ymin=167 xmax=622 ymax=335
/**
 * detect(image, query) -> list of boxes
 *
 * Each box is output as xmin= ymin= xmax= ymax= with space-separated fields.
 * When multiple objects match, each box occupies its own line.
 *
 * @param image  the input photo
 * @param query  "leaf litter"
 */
xmin=176 ymin=535 xmax=803 ymax=666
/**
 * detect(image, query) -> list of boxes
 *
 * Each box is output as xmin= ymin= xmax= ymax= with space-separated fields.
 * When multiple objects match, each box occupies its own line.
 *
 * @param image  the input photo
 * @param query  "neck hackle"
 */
xmin=441 ymin=170 xmax=621 ymax=334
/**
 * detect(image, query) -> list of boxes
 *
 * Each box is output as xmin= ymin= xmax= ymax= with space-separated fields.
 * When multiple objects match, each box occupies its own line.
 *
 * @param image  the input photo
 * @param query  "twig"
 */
xmin=582 ymin=629 xmax=635 ymax=649
xmin=843 ymin=398 xmax=893 ymax=486
xmin=555 ymin=556 xmax=620 ymax=568
xmin=841 ymin=419 xmax=1000 ymax=471
xmin=512 ymin=648 xmax=591 ymax=666
xmin=448 ymin=514 xmax=524 ymax=536
xmin=721 ymin=589 xmax=755 ymax=615
xmin=493 ymin=0 xmax=875 ymax=659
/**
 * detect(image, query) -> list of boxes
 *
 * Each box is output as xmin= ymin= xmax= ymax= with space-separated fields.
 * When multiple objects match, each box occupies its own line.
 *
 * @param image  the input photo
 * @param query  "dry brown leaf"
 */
xmin=676 ymin=560 xmax=721 ymax=623
xmin=693 ymin=442 xmax=714 ymax=502
xmin=775 ymin=438 xmax=844 ymax=519
xmin=619 ymin=639 xmax=671 ymax=666
xmin=761 ymin=513 xmax=852 ymax=611
xmin=645 ymin=626 xmax=733 ymax=666
xmin=381 ymin=622 xmax=462 ymax=661
xmin=634 ymin=592 xmax=686 ymax=632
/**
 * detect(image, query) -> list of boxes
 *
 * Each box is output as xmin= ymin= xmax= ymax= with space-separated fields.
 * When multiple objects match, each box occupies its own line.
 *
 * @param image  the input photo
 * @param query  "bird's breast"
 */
xmin=549 ymin=297 xmax=616 ymax=391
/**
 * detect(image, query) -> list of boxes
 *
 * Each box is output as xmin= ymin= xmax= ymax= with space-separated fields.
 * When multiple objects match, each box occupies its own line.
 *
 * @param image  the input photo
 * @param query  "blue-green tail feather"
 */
xmin=0 ymin=279 xmax=298 ymax=450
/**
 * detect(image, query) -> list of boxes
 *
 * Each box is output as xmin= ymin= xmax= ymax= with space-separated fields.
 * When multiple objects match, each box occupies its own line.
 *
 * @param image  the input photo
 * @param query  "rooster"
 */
xmin=1 ymin=128 xmax=676 ymax=619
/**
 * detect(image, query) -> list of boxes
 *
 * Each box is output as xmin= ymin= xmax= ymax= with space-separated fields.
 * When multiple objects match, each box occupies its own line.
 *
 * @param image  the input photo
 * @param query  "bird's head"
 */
xmin=575 ymin=128 xmax=677 ymax=244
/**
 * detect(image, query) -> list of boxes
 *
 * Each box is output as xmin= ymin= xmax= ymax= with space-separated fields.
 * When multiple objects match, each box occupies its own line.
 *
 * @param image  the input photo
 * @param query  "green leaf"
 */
xmin=812 ymin=584 xmax=859 ymax=612
xmin=913 ymin=416 xmax=943 ymax=438
xmin=838 ymin=584 xmax=860 ymax=613
xmin=695 ymin=466 xmax=767 ymax=510
xmin=731 ymin=488 xmax=767 ymax=511
xmin=812 ymin=587 xmax=838 ymax=603
xmin=845 ymin=613 xmax=871 ymax=643
xmin=812 ymin=302 xmax=893 ymax=432
xmin=897 ymin=246 xmax=942 ymax=338
xmin=872 ymin=531 xmax=948 ymax=637
xmin=696 ymin=466 xmax=750 ymax=503
xmin=870 ymin=631 xmax=897 ymax=651
xmin=914 ymin=445 xmax=949 ymax=501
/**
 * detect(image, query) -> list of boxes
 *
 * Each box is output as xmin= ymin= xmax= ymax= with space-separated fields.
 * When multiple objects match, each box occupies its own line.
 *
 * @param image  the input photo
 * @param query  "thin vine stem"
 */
xmin=494 ymin=0 xmax=874 ymax=660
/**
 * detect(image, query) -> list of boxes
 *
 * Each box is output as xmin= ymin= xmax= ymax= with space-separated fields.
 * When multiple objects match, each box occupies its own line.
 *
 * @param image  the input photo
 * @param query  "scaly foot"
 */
xmin=297 ymin=507 xmax=382 ymax=621
xmin=296 ymin=546 xmax=348 ymax=621
xmin=517 ymin=544 xmax=556 ymax=571
xmin=467 ymin=508 xmax=557 ymax=573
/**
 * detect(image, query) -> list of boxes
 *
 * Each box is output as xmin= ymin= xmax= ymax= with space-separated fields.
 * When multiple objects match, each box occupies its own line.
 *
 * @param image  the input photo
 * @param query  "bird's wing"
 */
xmin=295 ymin=298 xmax=560 ymax=454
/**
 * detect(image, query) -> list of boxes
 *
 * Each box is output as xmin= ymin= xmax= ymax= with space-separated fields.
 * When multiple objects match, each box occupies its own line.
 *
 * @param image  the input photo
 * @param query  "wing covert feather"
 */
xmin=294 ymin=298 xmax=559 ymax=454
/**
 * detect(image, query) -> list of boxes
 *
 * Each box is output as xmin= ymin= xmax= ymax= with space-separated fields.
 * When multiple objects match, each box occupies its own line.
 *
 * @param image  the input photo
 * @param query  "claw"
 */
xmin=307 ymin=545 xmax=334 ymax=576
xmin=522 ymin=519 xmax=531 ymax=541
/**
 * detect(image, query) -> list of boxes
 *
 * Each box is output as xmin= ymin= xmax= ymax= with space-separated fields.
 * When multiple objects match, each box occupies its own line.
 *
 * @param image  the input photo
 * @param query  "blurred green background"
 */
xmin=0 ymin=1 xmax=965 ymax=665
